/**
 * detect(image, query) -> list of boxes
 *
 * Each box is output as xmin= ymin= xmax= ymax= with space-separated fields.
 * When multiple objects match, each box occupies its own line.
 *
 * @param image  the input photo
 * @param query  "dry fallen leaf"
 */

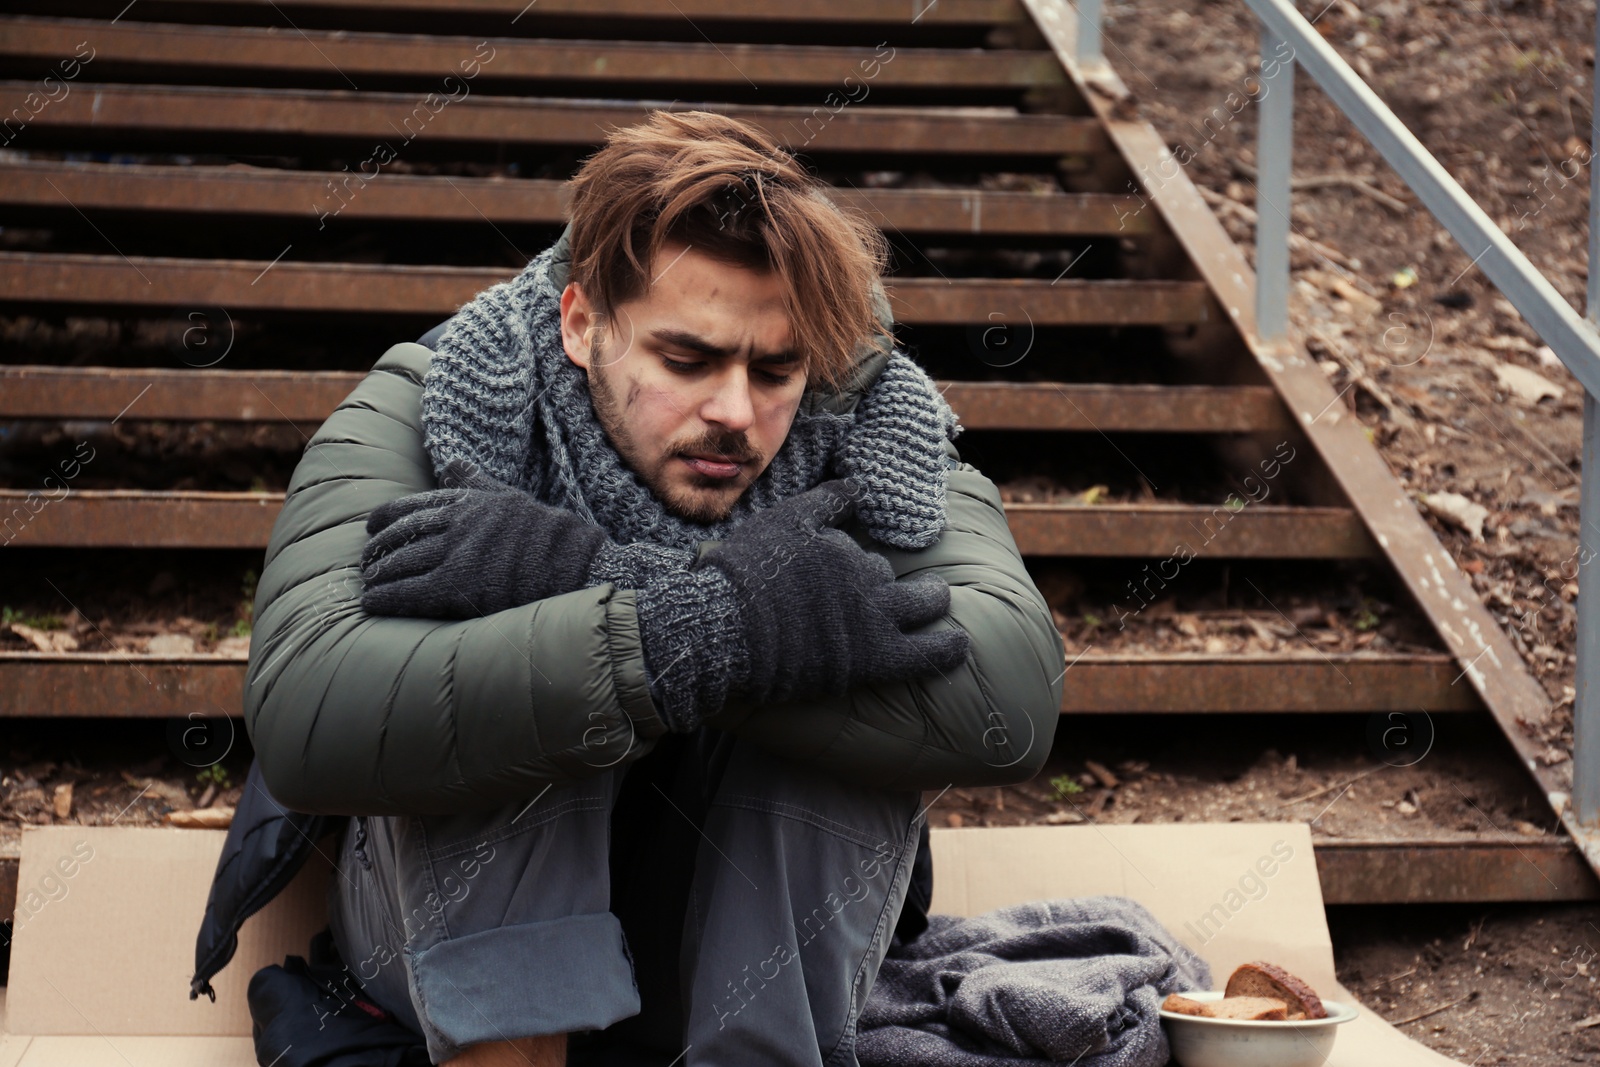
xmin=1539 ymin=746 xmax=1572 ymax=767
xmin=214 ymin=635 xmax=252 ymax=658
xmin=1493 ymin=362 xmax=1564 ymax=405
xmin=1084 ymin=760 xmax=1121 ymax=790
xmin=1482 ymin=334 xmax=1536 ymax=355
xmin=52 ymin=782 xmax=73 ymax=819
xmin=8 ymin=622 xmax=79 ymax=653
xmin=165 ymin=807 xmax=234 ymax=829
xmin=1073 ymin=484 xmax=1111 ymax=505
xmin=144 ymin=633 xmax=197 ymax=656
xmin=1327 ymin=275 xmax=1383 ymax=321
xmin=1420 ymin=492 xmax=1490 ymax=542
xmin=121 ymin=772 xmax=195 ymax=810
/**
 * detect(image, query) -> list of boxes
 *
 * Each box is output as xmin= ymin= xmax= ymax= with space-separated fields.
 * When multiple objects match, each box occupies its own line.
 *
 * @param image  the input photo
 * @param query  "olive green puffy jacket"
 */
xmin=244 ymin=343 xmax=1064 ymax=815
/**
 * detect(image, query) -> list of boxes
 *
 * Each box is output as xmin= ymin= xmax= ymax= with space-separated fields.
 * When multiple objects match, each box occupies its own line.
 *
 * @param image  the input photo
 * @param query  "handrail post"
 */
xmin=1255 ymin=24 xmax=1294 ymax=345
xmin=1579 ymin=395 xmax=1598 ymax=825
xmin=1572 ymin=8 xmax=1600 ymax=828
xmin=1075 ymin=0 xmax=1103 ymax=66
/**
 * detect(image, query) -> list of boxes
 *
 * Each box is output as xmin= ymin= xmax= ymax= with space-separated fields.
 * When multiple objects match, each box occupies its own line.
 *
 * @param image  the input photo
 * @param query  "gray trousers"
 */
xmin=326 ymin=727 xmax=923 ymax=1065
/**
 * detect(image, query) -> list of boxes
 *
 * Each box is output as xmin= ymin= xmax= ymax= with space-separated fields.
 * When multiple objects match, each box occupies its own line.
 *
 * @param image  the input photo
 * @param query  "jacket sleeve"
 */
xmin=718 ymin=445 xmax=1065 ymax=790
xmin=243 ymin=343 xmax=668 ymax=816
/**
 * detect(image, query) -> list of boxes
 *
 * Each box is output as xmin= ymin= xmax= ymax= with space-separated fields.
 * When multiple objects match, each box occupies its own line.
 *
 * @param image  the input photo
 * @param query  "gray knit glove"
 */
xmin=360 ymin=459 xmax=616 ymax=618
xmin=634 ymin=478 xmax=970 ymax=732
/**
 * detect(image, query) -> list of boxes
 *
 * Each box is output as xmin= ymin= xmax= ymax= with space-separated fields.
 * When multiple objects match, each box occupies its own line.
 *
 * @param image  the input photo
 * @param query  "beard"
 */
xmin=586 ymin=341 xmax=763 ymax=524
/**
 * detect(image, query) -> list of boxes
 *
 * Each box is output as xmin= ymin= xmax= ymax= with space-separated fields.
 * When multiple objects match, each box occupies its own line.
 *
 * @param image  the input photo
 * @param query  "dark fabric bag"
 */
xmin=192 ymin=758 xmax=336 ymax=1002
xmin=247 ymin=928 xmax=431 ymax=1067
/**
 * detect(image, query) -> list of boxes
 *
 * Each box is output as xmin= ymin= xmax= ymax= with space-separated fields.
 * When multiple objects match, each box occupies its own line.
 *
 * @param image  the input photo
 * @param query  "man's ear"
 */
xmin=560 ymin=282 xmax=600 ymax=370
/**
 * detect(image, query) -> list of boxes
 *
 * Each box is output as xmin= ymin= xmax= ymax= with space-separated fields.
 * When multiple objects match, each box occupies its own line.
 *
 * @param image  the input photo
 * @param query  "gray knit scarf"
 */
xmin=419 ymin=237 xmax=961 ymax=553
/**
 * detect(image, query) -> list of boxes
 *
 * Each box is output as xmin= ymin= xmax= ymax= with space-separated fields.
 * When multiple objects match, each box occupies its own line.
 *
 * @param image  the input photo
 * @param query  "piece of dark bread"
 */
xmin=1224 ymin=961 xmax=1328 ymax=1020
xmin=1161 ymin=993 xmax=1290 ymax=1021
xmin=1207 ymin=996 xmax=1289 ymax=1021
xmin=1161 ymin=994 xmax=1215 ymax=1017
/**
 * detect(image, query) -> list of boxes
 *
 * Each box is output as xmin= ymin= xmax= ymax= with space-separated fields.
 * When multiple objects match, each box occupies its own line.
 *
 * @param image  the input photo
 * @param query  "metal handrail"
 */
xmin=1076 ymin=0 xmax=1600 ymax=826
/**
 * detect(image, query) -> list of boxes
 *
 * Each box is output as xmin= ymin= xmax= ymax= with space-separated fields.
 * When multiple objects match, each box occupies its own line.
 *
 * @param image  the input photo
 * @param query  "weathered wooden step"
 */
xmin=0 ymin=368 xmax=1292 ymax=433
xmin=0 ymin=491 xmax=1372 ymax=557
xmin=0 ymin=160 xmax=1154 ymax=235
xmin=6 ymin=82 xmax=1107 ymax=156
xmin=0 ymin=254 xmax=1212 ymax=325
xmin=0 ymin=18 xmax=1066 ymax=89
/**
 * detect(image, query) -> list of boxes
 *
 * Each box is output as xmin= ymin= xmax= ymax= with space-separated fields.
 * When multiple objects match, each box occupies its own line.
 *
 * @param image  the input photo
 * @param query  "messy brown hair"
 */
xmin=565 ymin=109 xmax=891 ymax=392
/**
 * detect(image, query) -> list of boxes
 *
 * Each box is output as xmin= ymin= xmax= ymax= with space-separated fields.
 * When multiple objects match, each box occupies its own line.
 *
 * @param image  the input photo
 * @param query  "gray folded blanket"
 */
xmin=857 ymin=896 xmax=1211 ymax=1067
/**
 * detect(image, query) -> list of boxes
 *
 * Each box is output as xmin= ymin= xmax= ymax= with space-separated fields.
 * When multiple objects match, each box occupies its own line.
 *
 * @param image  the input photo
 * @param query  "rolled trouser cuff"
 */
xmin=410 ymin=910 xmax=640 ymax=1059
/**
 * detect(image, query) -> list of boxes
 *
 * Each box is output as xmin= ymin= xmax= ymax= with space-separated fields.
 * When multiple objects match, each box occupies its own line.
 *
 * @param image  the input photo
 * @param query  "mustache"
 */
xmin=673 ymin=430 xmax=760 ymax=466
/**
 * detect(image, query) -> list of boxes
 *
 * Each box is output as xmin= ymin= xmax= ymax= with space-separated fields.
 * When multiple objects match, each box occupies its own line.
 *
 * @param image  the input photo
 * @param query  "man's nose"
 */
xmin=700 ymin=363 xmax=755 ymax=432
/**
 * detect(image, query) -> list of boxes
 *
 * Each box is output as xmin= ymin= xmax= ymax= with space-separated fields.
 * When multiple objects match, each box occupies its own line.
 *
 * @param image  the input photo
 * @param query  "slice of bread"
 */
xmin=1161 ymin=994 xmax=1216 ymax=1017
xmin=1225 ymin=961 xmax=1329 ymax=1020
xmin=1206 ymin=996 xmax=1289 ymax=1021
xmin=1161 ymin=993 xmax=1289 ymax=1020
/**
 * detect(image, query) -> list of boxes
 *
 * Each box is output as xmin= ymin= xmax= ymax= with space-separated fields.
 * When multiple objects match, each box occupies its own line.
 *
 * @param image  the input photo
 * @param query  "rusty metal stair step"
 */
xmin=0 ymin=253 xmax=1213 ymax=324
xmin=1004 ymin=503 xmax=1375 ymax=558
xmin=0 ymin=830 xmax=1584 ymax=910
xmin=6 ymin=82 xmax=1108 ymax=156
xmin=0 ymin=366 xmax=367 ymax=423
xmin=1312 ymin=837 xmax=1597 ymax=904
xmin=0 ymin=18 xmax=1067 ymax=90
xmin=0 ymin=159 xmax=1154 ymax=235
xmin=1058 ymin=652 xmax=1480 ymax=713
xmin=0 ymin=367 xmax=1290 ymax=432
xmin=54 ymin=0 xmax=1028 ymax=26
xmin=943 ymin=382 xmax=1291 ymax=432
xmin=0 ymin=489 xmax=1372 ymax=557
xmin=0 ymin=653 xmax=248 ymax=720
xmin=0 ymin=648 xmax=1471 ymax=716
xmin=0 ymin=366 xmax=371 ymax=423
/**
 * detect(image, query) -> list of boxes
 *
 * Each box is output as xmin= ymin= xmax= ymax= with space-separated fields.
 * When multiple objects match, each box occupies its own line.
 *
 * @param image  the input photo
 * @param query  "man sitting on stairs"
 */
xmin=244 ymin=109 xmax=1063 ymax=1066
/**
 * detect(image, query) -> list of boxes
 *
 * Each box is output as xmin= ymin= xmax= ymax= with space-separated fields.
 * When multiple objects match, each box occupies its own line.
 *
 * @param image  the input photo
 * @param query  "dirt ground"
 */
xmin=1101 ymin=0 xmax=1590 ymax=758
xmin=924 ymin=710 xmax=1553 ymax=840
xmin=1073 ymin=0 xmax=1600 ymax=1059
xmin=1332 ymin=901 xmax=1600 ymax=1064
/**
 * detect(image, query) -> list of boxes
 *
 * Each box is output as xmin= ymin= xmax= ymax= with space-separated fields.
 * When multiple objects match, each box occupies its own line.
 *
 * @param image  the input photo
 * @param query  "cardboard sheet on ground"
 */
xmin=1 ymin=822 xmax=1464 ymax=1065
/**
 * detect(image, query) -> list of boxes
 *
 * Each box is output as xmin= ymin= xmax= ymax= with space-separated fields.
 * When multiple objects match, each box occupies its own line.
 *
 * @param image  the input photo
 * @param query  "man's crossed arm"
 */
xmin=242 ymin=344 xmax=1061 ymax=816
xmin=358 ymin=459 xmax=969 ymax=735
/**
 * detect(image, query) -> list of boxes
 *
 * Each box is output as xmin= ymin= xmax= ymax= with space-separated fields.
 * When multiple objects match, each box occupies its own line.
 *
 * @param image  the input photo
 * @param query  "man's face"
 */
xmin=560 ymin=241 xmax=806 ymax=523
